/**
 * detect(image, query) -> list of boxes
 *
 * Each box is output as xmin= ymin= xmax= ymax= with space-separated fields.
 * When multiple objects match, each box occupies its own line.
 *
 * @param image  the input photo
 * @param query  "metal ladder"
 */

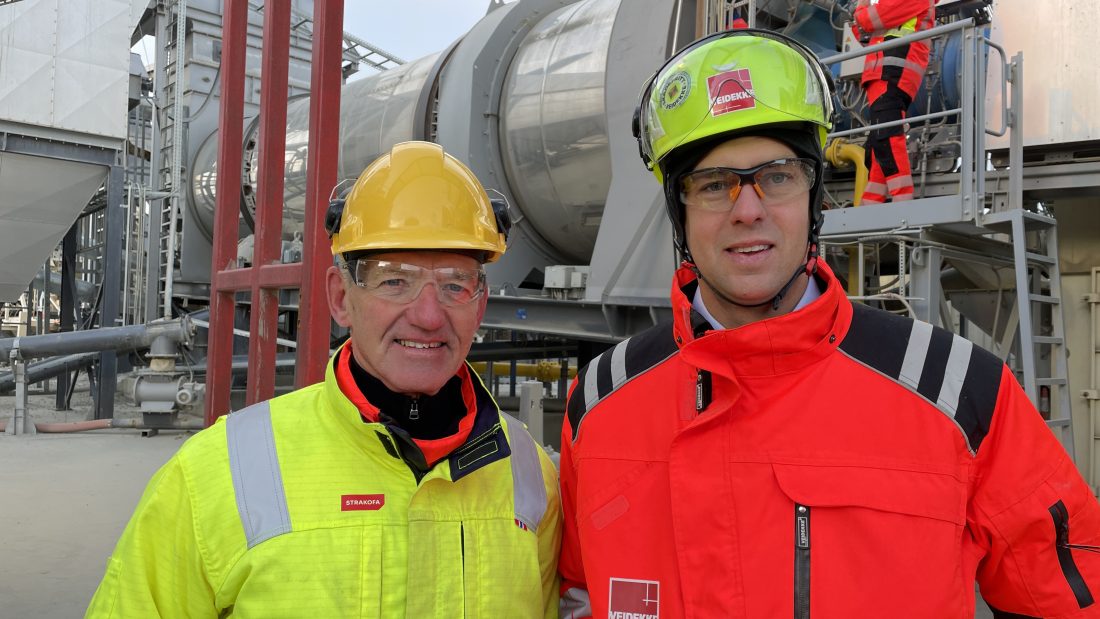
xmin=151 ymin=0 xmax=187 ymax=320
xmin=706 ymin=0 xmax=757 ymax=31
xmin=983 ymin=209 xmax=1074 ymax=456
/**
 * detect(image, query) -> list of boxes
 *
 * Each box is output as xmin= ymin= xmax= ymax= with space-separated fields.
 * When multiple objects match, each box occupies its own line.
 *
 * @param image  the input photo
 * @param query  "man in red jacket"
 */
xmin=559 ymin=29 xmax=1100 ymax=618
xmin=852 ymin=0 xmax=935 ymax=204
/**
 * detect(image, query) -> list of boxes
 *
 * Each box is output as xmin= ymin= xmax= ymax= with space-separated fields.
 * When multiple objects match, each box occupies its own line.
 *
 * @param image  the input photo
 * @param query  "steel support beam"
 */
xmin=247 ymin=0 xmax=292 ymax=405
xmin=215 ymin=263 xmax=302 ymax=292
xmin=206 ymin=0 xmax=248 ymax=425
xmin=909 ymin=245 xmax=944 ymax=327
xmin=482 ymin=295 xmax=669 ymax=343
xmin=96 ymin=164 xmax=125 ymax=419
xmin=5 ymin=347 xmax=33 ymax=436
xmin=56 ymin=224 xmax=77 ymax=409
xmin=821 ymin=195 xmax=970 ymax=236
xmin=296 ymin=0 xmax=345 ymax=389
xmin=0 ymin=131 xmax=116 ymax=166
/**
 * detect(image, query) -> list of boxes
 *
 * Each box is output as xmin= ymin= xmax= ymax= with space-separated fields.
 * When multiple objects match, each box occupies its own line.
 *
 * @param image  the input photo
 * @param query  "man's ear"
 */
xmin=326 ymin=266 xmax=353 ymax=328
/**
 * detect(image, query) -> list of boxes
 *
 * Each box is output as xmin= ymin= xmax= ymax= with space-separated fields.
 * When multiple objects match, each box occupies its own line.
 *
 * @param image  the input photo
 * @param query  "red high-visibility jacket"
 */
xmin=559 ymin=261 xmax=1100 ymax=619
xmin=855 ymin=0 xmax=934 ymax=98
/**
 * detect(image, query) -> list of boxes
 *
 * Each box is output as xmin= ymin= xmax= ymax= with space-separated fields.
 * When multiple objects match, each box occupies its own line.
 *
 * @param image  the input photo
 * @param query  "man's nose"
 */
xmin=728 ymin=180 xmax=767 ymax=223
xmin=404 ymin=281 xmax=448 ymax=329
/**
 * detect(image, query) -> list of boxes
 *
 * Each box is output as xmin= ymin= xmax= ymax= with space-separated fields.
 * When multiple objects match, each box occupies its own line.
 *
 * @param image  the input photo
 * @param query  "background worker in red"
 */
xmin=557 ymin=29 xmax=1100 ymax=618
xmin=852 ymin=0 xmax=935 ymax=204
xmin=87 ymin=141 xmax=561 ymax=618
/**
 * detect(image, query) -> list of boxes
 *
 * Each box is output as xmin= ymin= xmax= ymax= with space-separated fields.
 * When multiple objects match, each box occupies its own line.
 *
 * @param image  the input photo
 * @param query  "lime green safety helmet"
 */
xmin=634 ymin=29 xmax=834 ymax=183
xmin=632 ymin=30 xmax=836 ymax=267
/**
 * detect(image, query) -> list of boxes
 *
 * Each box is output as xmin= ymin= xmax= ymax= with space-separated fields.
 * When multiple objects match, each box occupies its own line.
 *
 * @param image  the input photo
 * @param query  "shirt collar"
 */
xmin=691 ymin=274 xmax=823 ymax=330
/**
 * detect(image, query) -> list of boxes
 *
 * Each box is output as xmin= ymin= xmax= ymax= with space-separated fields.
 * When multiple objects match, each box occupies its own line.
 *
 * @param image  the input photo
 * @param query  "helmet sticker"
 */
xmin=706 ymin=68 xmax=756 ymax=116
xmin=659 ymin=70 xmax=691 ymax=110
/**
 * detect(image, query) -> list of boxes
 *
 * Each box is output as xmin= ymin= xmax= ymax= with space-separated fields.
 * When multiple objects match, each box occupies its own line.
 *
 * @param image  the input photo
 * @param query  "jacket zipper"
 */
xmin=1049 ymin=499 xmax=1095 ymax=608
xmin=460 ymin=522 xmax=466 ymax=618
xmin=695 ymin=369 xmax=711 ymax=413
xmin=795 ymin=504 xmax=810 ymax=619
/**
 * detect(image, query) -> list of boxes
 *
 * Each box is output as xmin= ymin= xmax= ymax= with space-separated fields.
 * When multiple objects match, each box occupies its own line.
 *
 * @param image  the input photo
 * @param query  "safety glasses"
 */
xmin=679 ymin=158 xmax=816 ymax=211
xmin=346 ymin=259 xmax=487 ymax=307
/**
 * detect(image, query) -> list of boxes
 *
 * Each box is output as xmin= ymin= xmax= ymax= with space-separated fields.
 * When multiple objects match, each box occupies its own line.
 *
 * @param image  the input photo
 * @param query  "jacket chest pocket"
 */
xmin=772 ymin=463 xmax=968 ymax=618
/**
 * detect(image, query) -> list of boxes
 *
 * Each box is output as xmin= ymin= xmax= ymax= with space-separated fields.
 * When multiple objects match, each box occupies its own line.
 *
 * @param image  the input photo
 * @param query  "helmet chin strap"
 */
xmin=692 ymin=241 xmax=819 ymax=312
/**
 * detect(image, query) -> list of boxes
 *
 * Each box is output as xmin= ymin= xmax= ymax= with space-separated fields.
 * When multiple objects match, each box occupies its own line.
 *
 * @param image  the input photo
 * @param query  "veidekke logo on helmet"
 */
xmin=707 ymin=68 xmax=755 ymax=116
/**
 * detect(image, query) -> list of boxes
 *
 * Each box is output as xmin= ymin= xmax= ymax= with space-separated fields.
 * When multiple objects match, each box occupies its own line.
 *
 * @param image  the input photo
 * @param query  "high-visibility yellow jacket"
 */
xmin=86 ymin=352 xmax=561 ymax=618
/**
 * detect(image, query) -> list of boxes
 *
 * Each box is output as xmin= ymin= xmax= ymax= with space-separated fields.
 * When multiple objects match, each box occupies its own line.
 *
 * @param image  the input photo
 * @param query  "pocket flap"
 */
xmin=772 ymin=464 xmax=965 ymax=525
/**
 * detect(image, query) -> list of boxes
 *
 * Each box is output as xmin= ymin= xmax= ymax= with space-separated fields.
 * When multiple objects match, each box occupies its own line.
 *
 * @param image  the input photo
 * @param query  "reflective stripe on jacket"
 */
xmin=86 ymin=350 xmax=561 ymax=618
xmin=558 ymin=260 xmax=1100 ymax=618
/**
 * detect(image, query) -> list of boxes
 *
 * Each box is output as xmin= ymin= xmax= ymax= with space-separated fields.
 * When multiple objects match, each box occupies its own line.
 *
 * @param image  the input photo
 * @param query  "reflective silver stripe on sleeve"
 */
xmin=868 ymin=6 xmax=886 ymax=31
xmin=226 ymin=401 xmax=292 ymax=548
xmin=583 ymin=353 xmax=604 ymax=410
xmin=502 ymin=413 xmax=548 ymax=533
xmin=560 ymin=587 xmax=592 ymax=618
xmin=899 ymin=320 xmax=933 ymax=390
xmin=609 ymin=338 xmax=629 ymax=391
xmin=937 ymin=335 xmax=974 ymax=416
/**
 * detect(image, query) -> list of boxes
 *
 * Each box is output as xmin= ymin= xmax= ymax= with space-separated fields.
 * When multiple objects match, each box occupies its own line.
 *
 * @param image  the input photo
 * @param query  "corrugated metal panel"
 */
xmin=0 ymin=0 xmax=147 ymax=142
xmin=986 ymin=0 xmax=1100 ymax=148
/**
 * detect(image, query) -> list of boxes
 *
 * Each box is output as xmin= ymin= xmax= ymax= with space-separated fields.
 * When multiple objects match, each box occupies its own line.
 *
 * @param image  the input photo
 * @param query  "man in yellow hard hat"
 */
xmin=87 ymin=141 xmax=561 ymax=618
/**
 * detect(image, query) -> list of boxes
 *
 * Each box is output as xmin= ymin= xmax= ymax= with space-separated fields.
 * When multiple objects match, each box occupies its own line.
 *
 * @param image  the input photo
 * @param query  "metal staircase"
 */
xmin=817 ymin=19 xmax=1077 ymax=458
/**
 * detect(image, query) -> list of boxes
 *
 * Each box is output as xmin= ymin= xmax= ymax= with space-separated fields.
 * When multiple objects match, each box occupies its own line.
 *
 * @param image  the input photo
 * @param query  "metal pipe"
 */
xmin=29 ymin=269 xmax=97 ymax=302
xmin=828 ymin=108 xmax=960 ymax=140
xmin=0 ymin=418 xmax=205 ymax=433
xmin=471 ymin=361 xmax=578 ymax=383
xmin=824 ymin=139 xmax=868 ymax=206
xmin=0 ymin=318 xmax=192 ymax=360
xmin=494 ymin=396 xmax=566 ymax=414
xmin=189 ymin=317 xmax=298 ymax=349
xmin=178 ymin=353 xmax=299 ymax=373
xmin=819 ymin=18 xmax=975 ymax=65
xmin=122 ymin=181 xmax=133 ymax=322
xmin=0 ymin=351 xmax=99 ymax=394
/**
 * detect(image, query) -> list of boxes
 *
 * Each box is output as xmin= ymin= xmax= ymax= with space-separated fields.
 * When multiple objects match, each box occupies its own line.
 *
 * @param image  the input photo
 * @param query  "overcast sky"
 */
xmin=132 ymin=2 xmax=501 ymax=73
xmin=343 ymin=1 xmax=501 ymax=65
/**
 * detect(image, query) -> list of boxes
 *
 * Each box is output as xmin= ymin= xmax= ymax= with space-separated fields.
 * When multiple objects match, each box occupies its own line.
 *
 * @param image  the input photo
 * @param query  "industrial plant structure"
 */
xmin=2 ymin=0 xmax=1099 ymax=490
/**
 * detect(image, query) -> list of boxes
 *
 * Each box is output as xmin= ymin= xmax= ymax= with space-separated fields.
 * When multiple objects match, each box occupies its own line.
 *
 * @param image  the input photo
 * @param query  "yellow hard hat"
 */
xmin=329 ymin=141 xmax=508 ymax=262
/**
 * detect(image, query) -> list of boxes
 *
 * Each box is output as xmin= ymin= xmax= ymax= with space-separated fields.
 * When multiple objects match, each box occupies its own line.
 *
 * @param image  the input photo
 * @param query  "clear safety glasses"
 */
xmin=346 ymin=259 xmax=487 ymax=307
xmin=679 ymin=158 xmax=816 ymax=212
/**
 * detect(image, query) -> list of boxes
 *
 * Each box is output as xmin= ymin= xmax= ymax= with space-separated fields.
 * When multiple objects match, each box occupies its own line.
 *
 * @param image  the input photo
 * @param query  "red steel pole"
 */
xmin=246 ymin=0 xmax=292 ymax=405
xmin=296 ymin=0 xmax=345 ymax=388
xmin=205 ymin=0 xmax=249 ymax=425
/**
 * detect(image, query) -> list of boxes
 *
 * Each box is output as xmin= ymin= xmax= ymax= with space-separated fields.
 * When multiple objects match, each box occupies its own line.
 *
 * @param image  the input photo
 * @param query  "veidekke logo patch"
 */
xmin=707 ymin=68 xmax=755 ymax=116
xmin=608 ymin=577 xmax=659 ymax=619
xmin=341 ymin=494 xmax=385 ymax=511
